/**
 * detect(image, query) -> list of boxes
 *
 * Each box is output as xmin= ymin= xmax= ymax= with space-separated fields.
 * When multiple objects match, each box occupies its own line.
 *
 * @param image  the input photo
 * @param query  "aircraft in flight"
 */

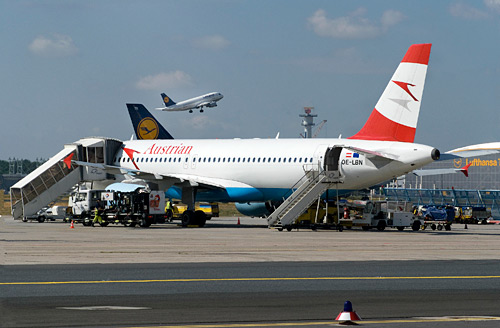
xmin=155 ymin=92 xmax=223 ymax=113
xmin=66 ymin=43 xmax=440 ymax=224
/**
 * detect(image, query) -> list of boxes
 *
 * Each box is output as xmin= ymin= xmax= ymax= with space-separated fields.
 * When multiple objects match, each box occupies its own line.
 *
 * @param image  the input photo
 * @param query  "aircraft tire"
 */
xmin=194 ymin=210 xmax=207 ymax=227
xmin=181 ymin=210 xmax=195 ymax=227
xmin=445 ymin=224 xmax=451 ymax=231
xmin=397 ymin=226 xmax=404 ymax=231
xmin=437 ymin=224 xmax=443 ymax=231
xmin=431 ymin=224 xmax=437 ymax=230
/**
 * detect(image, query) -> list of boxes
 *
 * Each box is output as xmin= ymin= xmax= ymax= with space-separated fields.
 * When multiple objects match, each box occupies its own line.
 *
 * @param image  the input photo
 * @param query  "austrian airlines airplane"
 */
xmin=155 ymin=92 xmax=223 ymax=113
xmin=71 ymin=44 xmax=437 ymax=220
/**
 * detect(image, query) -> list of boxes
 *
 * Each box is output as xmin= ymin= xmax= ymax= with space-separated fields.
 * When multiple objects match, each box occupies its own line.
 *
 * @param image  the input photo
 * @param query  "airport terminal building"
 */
xmin=400 ymin=152 xmax=500 ymax=190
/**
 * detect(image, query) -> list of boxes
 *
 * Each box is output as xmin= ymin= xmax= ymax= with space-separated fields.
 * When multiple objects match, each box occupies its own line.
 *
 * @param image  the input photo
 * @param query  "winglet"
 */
xmin=63 ymin=153 xmax=74 ymax=169
xmin=460 ymin=162 xmax=472 ymax=177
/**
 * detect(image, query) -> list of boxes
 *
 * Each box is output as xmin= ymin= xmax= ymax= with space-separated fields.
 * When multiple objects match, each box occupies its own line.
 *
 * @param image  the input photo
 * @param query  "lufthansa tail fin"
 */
xmin=349 ymin=43 xmax=432 ymax=143
xmin=161 ymin=93 xmax=176 ymax=107
xmin=127 ymin=103 xmax=174 ymax=140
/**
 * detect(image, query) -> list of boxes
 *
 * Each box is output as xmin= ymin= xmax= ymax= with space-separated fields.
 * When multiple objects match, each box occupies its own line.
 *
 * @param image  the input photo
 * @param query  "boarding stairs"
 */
xmin=10 ymin=137 xmax=122 ymax=220
xmin=267 ymin=168 xmax=343 ymax=228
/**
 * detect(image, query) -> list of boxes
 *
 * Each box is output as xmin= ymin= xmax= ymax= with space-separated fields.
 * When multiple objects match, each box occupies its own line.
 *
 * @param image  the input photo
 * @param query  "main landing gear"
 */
xmin=181 ymin=210 xmax=207 ymax=227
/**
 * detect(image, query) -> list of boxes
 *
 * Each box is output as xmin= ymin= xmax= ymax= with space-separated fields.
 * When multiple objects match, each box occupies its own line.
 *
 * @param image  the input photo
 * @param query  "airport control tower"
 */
xmin=299 ymin=107 xmax=317 ymax=138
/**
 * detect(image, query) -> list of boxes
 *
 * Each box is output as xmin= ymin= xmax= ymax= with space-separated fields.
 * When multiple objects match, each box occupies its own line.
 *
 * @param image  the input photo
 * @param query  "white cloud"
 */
xmin=135 ymin=71 xmax=193 ymax=90
xmin=29 ymin=34 xmax=78 ymax=57
xmin=449 ymin=3 xmax=489 ymax=19
xmin=192 ymin=35 xmax=230 ymax=50
xmin=485 ymin=0 xmax=500 ymax=13
xmin=307 ymin=8 xmax=404 ymax=39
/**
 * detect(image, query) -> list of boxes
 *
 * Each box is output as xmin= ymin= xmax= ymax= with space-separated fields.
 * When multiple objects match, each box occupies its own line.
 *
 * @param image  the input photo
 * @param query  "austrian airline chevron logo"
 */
xmin=137 ymin=117 xmax=159 ymax=139
xmin=123 ymin=147 xmax=140 ymax=170
xmin=393 ymin=80 xmax=419 ymax=102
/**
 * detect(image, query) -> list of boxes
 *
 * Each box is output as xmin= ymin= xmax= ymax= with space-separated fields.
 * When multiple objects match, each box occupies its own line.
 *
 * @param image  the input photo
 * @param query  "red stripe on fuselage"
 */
xmin=348 ymin=108 xmax=416 ymax=143
xmin=401 ymin=43 xmax=432 ymax=65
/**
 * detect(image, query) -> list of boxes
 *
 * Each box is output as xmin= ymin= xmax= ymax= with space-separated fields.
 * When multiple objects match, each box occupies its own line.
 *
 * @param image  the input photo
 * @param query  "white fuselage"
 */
xmin=113 ymin=138 xmax=437 ymax=202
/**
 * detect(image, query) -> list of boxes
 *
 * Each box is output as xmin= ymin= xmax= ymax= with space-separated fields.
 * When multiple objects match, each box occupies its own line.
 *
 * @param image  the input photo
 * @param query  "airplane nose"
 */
xmin=431 ymin=148 xmax=440 ymax=161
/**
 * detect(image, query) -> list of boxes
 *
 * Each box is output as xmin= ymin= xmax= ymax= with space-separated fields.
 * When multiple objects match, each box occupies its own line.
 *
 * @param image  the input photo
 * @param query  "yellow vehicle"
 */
xmin=166 ymin=201 xmax=219 ymax=221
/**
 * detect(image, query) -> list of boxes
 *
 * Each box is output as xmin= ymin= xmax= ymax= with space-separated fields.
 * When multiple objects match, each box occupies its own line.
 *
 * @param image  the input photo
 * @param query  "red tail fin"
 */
xmin=349 ymin=44 xmax=432 ymax=143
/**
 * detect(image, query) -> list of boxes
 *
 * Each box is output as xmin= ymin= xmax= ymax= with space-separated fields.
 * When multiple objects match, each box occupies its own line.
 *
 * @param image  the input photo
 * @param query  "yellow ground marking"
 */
xmin=124 ymin=316 xmax=500 ymax=327
xmin=2 ymin=275 xmax=500 ymax=286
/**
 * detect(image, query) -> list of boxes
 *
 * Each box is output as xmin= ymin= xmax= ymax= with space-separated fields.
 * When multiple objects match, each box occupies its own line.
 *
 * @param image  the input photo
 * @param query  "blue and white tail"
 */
xmin=161 ymin=93 xmax=176 ymax=107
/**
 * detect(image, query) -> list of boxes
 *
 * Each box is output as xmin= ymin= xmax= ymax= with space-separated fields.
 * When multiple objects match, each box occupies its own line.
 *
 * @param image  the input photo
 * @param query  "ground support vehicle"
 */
xmin=419 ymin=205 xmax=454 ymax=231
xmin=22 ymin=205 xmax=68 ymax=223
xmin=277 ymin=200 xmax=344 ymax=231
xmin=67 ymin=188 xmax=167 ymax=227
xmin=167 ymin=201 xmax=217 ymax=227
xmin=351 ymin=200 xmax=422 ymax=231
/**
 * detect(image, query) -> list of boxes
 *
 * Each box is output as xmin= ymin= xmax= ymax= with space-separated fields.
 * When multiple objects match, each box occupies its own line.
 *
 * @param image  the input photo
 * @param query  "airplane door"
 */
xmin=313 ymin=145 xmax=329 ymax=168
xmin=183 ymin=155 xmax=190 ymax=170
xmin=324 ymin=147 xmax=342 ymax=172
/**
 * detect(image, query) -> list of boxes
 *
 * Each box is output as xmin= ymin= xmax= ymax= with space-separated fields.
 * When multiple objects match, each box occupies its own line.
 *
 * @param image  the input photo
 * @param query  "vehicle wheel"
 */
xmin=482 ymin=219 xmax=487 ymax=225
xmin=431 ymin=224 xmax=436 ymax=230
xmin=362 ymin=226 xmax=370 ymax=231
xmin=286 ymin=226 xmax=292 ymax=232
xmin=376 ymin=220 xmax=386 ymax=231
xmin=412 ymin=221 xmax=421 ymax=231
xmin=338 ymin=225 xmax=343 ymax=232
xmin=445 ymin=224 xmax=451 ymax=231
xmin=437 ymin=224 xmax=443 ymax=231
xmin=99 ymin=222 xmax=109 ymax=227
xmin=139 ymin=218 xmax=150 ymax=228
xmin=22 ymin=217 xmax=28 ymax=222
xmin=181 ymin=210 xmax=195 ymax=227
xmin=277 ymin=227 xmax=283 ymax=231
xmin=397 ymin=226 xmax=404 ymax=231
xmin=37 ymin=216 xmax=45 ymax=223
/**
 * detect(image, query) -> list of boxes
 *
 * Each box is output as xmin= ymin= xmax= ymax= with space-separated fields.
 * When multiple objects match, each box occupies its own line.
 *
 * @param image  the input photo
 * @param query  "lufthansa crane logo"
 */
xmin=163 ymin=96 xmax=170 ymax=104
xmin=453 ymin=158 xmax=463 ymax=168
xmin=138 ymin=118 xmax=159 ymax=139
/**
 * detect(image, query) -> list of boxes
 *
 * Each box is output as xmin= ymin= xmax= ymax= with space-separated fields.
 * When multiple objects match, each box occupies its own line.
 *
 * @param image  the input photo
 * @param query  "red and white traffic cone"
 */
xmin=237 ymin=217 xmax=240 ymax=225
xmin=70 ymin=220 xmax=75 ymax=229
xmin=335 ymin=301 xmax=361 ymax=325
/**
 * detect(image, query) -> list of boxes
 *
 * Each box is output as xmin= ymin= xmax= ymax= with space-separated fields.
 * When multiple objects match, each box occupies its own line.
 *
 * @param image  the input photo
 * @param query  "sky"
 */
xmin=1 ymin=0 xmax=500 ymax=160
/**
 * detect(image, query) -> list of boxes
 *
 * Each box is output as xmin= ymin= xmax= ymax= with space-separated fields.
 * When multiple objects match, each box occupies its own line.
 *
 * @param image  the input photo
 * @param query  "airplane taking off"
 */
xmin=63 ymin=43 xmax=440 ymax=224
xmin=156 ymin=92 xmax=223 ymax=113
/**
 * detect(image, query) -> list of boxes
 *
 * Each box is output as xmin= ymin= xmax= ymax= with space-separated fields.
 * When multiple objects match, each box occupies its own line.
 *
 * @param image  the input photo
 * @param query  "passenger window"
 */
xmin=185 ymin=157 xmax=188 ymax=162
xmin=294 ymin=158 xmax=297 ymax=162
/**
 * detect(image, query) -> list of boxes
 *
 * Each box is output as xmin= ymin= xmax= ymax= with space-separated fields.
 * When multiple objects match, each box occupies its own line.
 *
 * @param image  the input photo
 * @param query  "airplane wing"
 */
xmin=154 ymin=107 xmax=183 ymax=112
xmin=65 ymin=156 xmax=250 ymax=192
xmin=343 ymin=145 xmax=402 ymax=162
xmin=412 ymin=163 xmax=472 ymax=177
xmin=195 ymin=102 xmax=211 ymax=108
xmin=439 ymin=143 xmax=500 ymax=161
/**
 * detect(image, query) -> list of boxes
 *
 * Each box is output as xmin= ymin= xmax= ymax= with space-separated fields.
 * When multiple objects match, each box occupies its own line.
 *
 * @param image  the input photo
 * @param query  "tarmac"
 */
xmin=2 ymin=215 xmax=500 ymax=265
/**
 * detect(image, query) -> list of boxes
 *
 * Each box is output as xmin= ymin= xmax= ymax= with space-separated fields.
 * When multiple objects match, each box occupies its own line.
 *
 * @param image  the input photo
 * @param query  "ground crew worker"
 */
xmin=165 ymin=199 xmax=173 ymax=222
xmin=92 ymin=199 xmax=104 ymax=227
